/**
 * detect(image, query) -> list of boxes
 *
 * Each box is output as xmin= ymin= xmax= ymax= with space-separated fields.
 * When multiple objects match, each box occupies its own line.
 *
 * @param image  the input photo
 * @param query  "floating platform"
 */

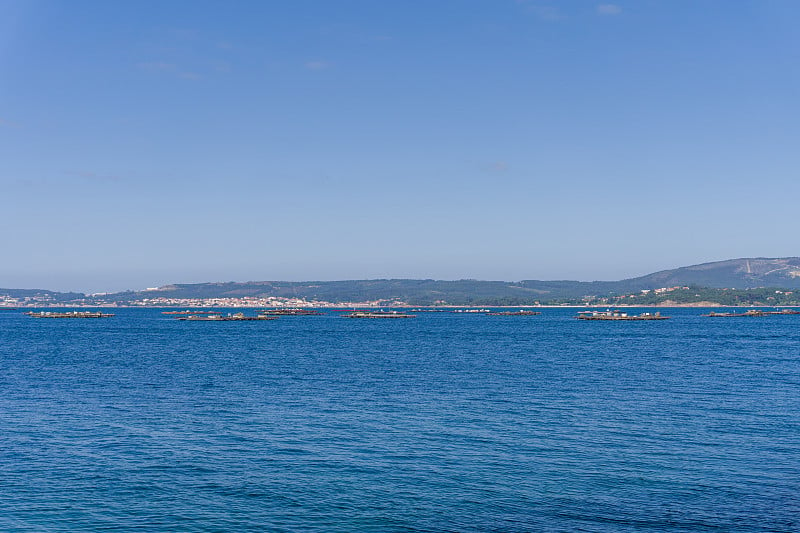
xmin=703 ymin=309 xmax=800 ymax=317
xmin=342 ymin=311 xmax=416 ymax=318
xmin=258 ymin=308 xmax=323 ymax=316
xmin=703 ymin=310 xmax=766 ymax=317
xmin=577 ymin=310 xmax=669 ymax=321
xmin=26 ymin=311 xmax=115 ymax=318
xmin=162 ymin=310 xmax=221 ymax=315
xmin=487 ymin=310 xmax=541 ymax=316
xmin=177 ymin=313 xmax=277 ymax=321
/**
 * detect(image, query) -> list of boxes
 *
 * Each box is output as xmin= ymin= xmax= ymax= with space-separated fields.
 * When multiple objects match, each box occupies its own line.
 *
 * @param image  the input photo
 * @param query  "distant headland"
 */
xmin=2 ymin=257 xmax=800 ymax=308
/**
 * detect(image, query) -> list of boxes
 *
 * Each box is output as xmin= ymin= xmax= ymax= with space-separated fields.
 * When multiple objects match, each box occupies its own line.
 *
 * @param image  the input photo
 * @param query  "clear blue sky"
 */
xmin=2 ymin=0 xmax=799 ymax=292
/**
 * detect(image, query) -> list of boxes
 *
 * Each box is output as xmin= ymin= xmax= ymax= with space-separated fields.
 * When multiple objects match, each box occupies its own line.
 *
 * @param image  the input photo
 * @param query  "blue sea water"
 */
xmin=1 ymin=308 xmax=799 ymax=532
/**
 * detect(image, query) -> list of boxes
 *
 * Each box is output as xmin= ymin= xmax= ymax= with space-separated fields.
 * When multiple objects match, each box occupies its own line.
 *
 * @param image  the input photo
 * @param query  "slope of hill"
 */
xmin=3 ymin=257 xmax=799 ymax=305
xmin=126 ymin=280 xmax=547 ymax=305
xmin=623 ymin=257 xmax=800 ymax=290
xmin=517 ymin=258 xmax=800 ymax=299
xmin=103 ymin=257 xmax=800 ymax=304
xmin=0 ymin=288 xmax=86 ymax=303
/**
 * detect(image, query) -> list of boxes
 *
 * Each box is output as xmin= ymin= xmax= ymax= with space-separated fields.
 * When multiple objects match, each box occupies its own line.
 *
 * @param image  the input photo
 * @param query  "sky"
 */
xmin=1 ymin=0 xmax=799 ymax=293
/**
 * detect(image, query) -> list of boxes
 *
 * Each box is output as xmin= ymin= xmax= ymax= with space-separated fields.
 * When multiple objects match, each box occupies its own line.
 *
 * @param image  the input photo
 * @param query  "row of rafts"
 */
xmin=20 ymin=308 xmax=800 ymax=320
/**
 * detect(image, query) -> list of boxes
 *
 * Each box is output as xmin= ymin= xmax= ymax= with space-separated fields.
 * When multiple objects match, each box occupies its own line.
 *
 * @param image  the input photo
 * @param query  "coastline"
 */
xmin=6 ymin=304 xmax=800 ymax=309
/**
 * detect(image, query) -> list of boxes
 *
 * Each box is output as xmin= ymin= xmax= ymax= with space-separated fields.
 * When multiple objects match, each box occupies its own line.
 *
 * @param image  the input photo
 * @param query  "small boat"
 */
xmin=577 ymin=310 xmax=669 ymax=321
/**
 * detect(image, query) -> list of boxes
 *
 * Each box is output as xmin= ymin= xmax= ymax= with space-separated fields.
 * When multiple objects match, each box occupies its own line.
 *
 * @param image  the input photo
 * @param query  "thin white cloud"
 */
xmin=165 ymin=27 xmax=200 ymax=40
xmin=0 ymin=117 xmax=20 ymax=128
xmin=597 ymin=4 xmax=622 ymax=15
xmin=64 ymin=170 xmax=121 ymax=183
xmin=137 ymin=61 xmax=174 ymax=71
xmin=305 ymin=60 xmax=331 ymax=70
xmin=137 ymin=61 xmax=201 ymax=80
xmin=516 ymin=1 xmax=565 ymax=21
xmin=530 ymin=5 xmax=564 ymax=21
xmin=178 ymin=71 xmax=201 ymax=80
xmin=213 ymin=61 xmax=232 ymax=73
xmin=477 ymin=161 xmax=511 ymax=173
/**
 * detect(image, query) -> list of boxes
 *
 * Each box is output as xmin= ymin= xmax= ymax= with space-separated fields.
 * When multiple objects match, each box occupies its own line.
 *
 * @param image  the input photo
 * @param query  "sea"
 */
xmin=1 ymin=308 xmax=798 ymax=532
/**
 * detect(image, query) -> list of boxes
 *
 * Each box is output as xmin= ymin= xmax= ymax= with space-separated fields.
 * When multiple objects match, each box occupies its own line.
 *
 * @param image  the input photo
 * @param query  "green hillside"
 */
xmin=3 ymin=257 xmax=800 ymax=306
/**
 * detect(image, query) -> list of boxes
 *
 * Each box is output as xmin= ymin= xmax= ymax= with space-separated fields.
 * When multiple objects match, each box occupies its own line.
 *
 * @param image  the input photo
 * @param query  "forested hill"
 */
xmin=0 ymin=288 xmax=85 ymax=303
xmin=102 ymin=257 xmax=800 ymax=304
xmin=512 ymin=257 xmax=800 ymax=300
xmin=3 ymin=257 xmax=800 ymax=306
xmin=610 ymin=257 xmax=800 ymax=290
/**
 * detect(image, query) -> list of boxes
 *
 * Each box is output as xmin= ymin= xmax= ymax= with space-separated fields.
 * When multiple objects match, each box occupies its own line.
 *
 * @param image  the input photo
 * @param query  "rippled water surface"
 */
xmin=2 ymin=308 xmax=799 ymax=531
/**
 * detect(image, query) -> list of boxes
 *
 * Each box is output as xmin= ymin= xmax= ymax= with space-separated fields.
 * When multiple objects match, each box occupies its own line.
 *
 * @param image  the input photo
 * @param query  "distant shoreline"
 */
xmin=6 ymin=304 xmax=800 ymax=309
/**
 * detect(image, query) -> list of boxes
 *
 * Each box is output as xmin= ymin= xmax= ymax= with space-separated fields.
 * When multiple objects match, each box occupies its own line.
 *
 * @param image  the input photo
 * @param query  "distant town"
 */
xmin=2 ymin=285 xmax=800 ymax=308
xmin=3 ymin=257 xmax=800 ymax=308
xmin=1 ymin=293 xmax=348 ymax=309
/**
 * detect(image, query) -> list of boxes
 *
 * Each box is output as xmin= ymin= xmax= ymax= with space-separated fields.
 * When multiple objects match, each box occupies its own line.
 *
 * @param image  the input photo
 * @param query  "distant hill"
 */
xmin=3 ymin=257 xmax=800 ymax=305
xmin=0 ymin=288 xmax=86 ymax=302
xmin=518 ymin=257 xmax=800 ymax=299
xmin=101 ymin=257 xmax=800 ymax=305
xmin=620 ymin=257 xmax=800 ymax=290
xmin=117 ymin=280 xmax=545 ymax=305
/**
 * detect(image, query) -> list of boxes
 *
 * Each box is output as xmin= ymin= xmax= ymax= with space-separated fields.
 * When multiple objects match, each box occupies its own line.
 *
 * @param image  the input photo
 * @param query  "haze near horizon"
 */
xmin=2 ymin=1 xmax=798 ymax=293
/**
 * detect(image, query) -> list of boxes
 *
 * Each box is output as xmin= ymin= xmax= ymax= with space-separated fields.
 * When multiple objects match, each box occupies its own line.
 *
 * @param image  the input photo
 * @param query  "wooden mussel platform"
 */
xmin=704 ymin=308 xmax=800 ymax=317
xmin=342 ymin=311 xmax=416 ymax=318
xmin=487 ymin=310 xmax=541 ymax=316
xmin=577 ymin=310 xmax=669 ymax=321
xmin=177 ymin=312 xmax=277 ymax=321
xmin=258 ymin=308 xmax=323 ymax=316
xmin=703 ymin=310 xmax=766 ymax=317
xmin=162 ymin=310 xmax=221 ymax=315
xmin=25 ymin=311 xmax=115 ymax=318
